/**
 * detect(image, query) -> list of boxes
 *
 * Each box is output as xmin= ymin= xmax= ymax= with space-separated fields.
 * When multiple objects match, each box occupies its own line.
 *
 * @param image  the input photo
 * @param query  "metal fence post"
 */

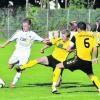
xmin=26 ymin=0 xmax=29 ymax=17
xmin=88 ymin=9 xmax=91 ymax=23
xmin=67 ymin=9 xmax=69 ymax=29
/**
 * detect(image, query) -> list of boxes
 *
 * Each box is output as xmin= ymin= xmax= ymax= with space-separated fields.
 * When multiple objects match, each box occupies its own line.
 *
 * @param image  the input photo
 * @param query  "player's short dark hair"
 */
xmin=61 ymin=29 xmax=70 ymax=38
xmin=77 ymin=22 xmax=86 ymax=30
xmin=22 ymin=18 xmax=32 ymax=25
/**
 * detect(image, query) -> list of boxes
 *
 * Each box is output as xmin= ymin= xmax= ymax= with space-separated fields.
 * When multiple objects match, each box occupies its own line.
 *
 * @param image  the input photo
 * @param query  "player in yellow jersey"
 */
xmin=40 ymin=31 xmax=63 ymax=86
xmin=53 ymin=22 xmax=100 ymax=93
xmin=16 ymin=30 xmax=73 ymax=90
xmin=40 ymin=31 xmax=60 ymax=53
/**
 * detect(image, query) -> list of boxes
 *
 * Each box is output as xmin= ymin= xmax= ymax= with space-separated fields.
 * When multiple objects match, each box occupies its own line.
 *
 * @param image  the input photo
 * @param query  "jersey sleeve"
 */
xmin=8 ymin=30 xmax=19 ymax=41
xmin=32 ymin=32 xmax=43 ymax=41
xmin=51 ymin=38 xmax=61 ymax=45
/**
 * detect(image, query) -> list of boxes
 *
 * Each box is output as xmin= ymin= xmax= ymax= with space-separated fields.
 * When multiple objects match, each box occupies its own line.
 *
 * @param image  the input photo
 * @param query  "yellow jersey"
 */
xmin=72 ymin=31 xmax=98 ymax=61
xmin=51 ymin=38 xmax=71 ymax=62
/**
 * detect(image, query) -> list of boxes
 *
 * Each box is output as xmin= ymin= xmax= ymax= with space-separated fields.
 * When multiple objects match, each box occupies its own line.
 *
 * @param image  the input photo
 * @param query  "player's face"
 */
xmin=22 ymin=22 xmax=31 ymax=32
xmin=62 ymin=33 xmax=68 ymax=42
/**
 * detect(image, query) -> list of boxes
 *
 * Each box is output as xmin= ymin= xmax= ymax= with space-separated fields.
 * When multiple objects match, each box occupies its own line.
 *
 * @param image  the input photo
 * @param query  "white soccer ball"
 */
xmin=0 ymin=78 xmax=5 ymax=88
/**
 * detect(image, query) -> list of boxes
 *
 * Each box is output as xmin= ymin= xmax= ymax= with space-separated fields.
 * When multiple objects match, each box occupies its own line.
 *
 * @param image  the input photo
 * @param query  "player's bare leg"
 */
xmin=10 ymin=72 xmax=22 ymax=88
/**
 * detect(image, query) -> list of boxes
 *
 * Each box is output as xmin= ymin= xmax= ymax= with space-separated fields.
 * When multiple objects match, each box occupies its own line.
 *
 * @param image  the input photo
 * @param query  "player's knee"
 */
xmin=37 ymin=58 xmax=44 ymax=63
xmin=56 ymin=63 xmax=64 ymax=69
xmin=37 ymin=57 xmax=47 ymax=64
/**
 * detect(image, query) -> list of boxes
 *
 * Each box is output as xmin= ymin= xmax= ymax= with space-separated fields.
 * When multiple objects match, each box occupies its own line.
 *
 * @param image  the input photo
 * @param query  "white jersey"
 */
xmin=9 ymin=30 xmax=43 ymax=50
xmin=8 ymin=30 xmax=43 ymax=65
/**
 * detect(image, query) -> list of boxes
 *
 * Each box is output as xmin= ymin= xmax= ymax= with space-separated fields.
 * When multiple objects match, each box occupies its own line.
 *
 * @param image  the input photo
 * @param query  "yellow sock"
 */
xmin=90 ymin=75 xmax=100 ymax=89
xmin=53 ymin=67 xmax=61 ymax=83
xmin=20 ymin=60 xmax=37 ymax=70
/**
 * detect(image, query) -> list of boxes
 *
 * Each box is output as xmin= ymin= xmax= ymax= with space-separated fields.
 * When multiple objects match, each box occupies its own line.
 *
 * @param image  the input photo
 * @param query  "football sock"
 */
xmin=12 ymin=72 xmax=22 ymax=85
xmin=20 ymin=60 xmax=37 ymax=70
xmin=90 ymin=75 xmax=100 ymax=89
xmin=52 ymin=67 xmax=61 ymax=84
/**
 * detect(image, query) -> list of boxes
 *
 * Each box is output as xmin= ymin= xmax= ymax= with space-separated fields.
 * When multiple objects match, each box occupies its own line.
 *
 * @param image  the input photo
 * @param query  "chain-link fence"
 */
xmin=0 ymin=7 xmax=100 ymax=39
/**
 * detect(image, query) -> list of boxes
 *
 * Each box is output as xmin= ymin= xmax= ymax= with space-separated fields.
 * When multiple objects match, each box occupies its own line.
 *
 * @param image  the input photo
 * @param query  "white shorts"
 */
xmin=9 ymin=49 xmax=30 ymax=66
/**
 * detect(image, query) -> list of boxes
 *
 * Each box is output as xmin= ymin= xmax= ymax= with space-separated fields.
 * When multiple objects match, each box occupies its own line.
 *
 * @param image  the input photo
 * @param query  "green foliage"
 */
xmin=68 ymin=0 xmax=85 ymax=9
xmin=0 ymin=5 xmax=100 ymax=39
xmin=48 ymin=9 xmax=68 ymax=30
xmin=27 ymin=5 xmax=48 ymax=37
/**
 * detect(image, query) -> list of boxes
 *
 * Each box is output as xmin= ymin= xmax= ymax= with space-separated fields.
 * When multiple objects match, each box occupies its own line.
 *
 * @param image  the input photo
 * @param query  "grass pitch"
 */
xmin=0 ymin=40 xmax=100 ymax=100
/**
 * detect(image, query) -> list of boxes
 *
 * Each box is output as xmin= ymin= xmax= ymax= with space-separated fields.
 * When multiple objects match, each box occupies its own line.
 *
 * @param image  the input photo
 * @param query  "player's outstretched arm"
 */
xmin=0 ymin=40 xmax=11 ymax=48
xmin=40 ymin=44 xmax=50 ymax=53
xmin=93 ymin=46 xmax=98 ymax=64
xmin=42 ymin=38 xmax=51 ymax=44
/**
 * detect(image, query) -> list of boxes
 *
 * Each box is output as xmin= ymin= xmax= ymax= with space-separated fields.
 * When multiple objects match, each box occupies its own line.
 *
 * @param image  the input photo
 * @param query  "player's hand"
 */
xmin=43 ymin=38 xmax=50 ymax=44
xmin=40 ymin=48 xmax=44 ymax=53
xmin=92 ymin=58 xmax=98 ymax=64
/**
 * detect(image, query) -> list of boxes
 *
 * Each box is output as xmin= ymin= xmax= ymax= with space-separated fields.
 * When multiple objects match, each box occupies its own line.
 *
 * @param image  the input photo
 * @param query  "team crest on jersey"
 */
xmin=57 ymin=44 xmax=63 ymax=48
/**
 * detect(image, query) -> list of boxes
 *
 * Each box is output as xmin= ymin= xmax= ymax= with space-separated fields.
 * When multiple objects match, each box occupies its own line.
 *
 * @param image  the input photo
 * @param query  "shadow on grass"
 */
xmin=22 ymin=82 xmax=94 ymax=89
xmin=23 ymin=82 xmax=97 ymax=93
xmin=23 ymin=82 xmax=80 ymax=88
xmin=66 ymin=90 xmax=97 ymax=93
xmin=4 ymin=82 xmax=97 ymax=93
xmin=61 ymin=83 xmax=94 ymax=89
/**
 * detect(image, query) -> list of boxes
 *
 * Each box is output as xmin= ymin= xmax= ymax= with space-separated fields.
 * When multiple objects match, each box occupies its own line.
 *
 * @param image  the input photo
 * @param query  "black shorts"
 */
xmin=47 ymin=55 xmax=61 ymax=68
xmin=63 ymin=57 xmax=93 ymax=75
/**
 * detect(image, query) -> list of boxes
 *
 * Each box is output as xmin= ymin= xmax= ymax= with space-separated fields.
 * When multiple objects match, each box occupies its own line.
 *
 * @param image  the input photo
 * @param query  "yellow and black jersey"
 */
xmin=71 ymin=31 xmax=98 ymax=61
xmin=51 ymin=38 xmax=71 ymax=62
xmin=51 ymin=38 xmax=61 ymax=44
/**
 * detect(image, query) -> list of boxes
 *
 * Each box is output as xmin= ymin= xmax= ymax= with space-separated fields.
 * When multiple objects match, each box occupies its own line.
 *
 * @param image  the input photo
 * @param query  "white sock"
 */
xmin=12 ymin=72 xmax=22 ymax=85
xmin=98 ymin=88 xmax=100 ymax=92
xmin=52 ymin=82 xmax=57 ymax=91
xmin=52 ymin=82 xmax=57 ymax=89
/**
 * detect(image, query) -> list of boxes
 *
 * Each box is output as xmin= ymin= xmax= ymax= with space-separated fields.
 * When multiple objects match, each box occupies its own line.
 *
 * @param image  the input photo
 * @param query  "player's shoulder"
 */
xmin=29 ymin=30 xmax=36 ymax=33
xmin=86 ymin=31 xmax=96 ymax=38
xmin=75 ymin=31 xmax=93 ymax=36
xmin=54 ymin=38 xmax=62 ymax=42
xmin=29 ymin=31 xmax=38 ymax=36
xmin=51 ymin=37 xmax=61 ymax=40
xmin=16 ymin=29 xmax=22 ymax=32
xmin=51 ymin=38 xmax=61 ymax=44
xmin=14 ymin=29 xmax=23 ymax=35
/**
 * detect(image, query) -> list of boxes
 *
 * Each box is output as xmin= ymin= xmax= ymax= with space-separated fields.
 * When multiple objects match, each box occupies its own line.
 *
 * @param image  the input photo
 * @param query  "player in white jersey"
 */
xmin=0 ymin=19 xmax=43 ymax=88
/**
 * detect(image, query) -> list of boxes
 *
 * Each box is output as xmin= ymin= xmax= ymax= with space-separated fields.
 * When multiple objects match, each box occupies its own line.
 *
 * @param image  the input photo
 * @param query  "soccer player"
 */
xmin=40 ymin=31 xmax=64 ymax=86
xmin=40 ymin=31 xmax=60 ymax=53
xmin=52 ymin=22 xmax=100 ymax=93
xmin=16 ymin=30 xmax=72 ymax=91
xmin=0 ymin=18 xmax=43 ymax=88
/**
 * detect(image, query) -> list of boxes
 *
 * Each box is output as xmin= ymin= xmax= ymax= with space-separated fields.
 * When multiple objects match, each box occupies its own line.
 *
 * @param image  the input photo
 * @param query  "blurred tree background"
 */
xmin=0 ymin=0 xmax=100 ymax=39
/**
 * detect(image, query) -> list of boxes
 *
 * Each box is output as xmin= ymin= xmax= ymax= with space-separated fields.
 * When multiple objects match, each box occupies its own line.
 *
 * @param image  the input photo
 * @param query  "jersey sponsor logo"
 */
xmin=78 ymin=34 xmax=94 ymax=38
xmin=20 ymin=37 xmax=27 ymax=41
xmin=57 ymin=44 xmax=63 ymax=48
xmin=19 ymin=36 xmax=33 ymax=47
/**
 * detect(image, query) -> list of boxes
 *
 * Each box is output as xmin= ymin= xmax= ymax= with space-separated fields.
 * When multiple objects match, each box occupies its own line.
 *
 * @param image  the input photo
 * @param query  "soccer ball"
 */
xmin=0 ymin=78 xmax=5 ymax=88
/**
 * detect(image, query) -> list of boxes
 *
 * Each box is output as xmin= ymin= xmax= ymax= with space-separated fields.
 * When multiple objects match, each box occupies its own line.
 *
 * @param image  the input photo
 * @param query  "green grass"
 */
xmin=0 ymin=40 xmax=100 ymax=100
